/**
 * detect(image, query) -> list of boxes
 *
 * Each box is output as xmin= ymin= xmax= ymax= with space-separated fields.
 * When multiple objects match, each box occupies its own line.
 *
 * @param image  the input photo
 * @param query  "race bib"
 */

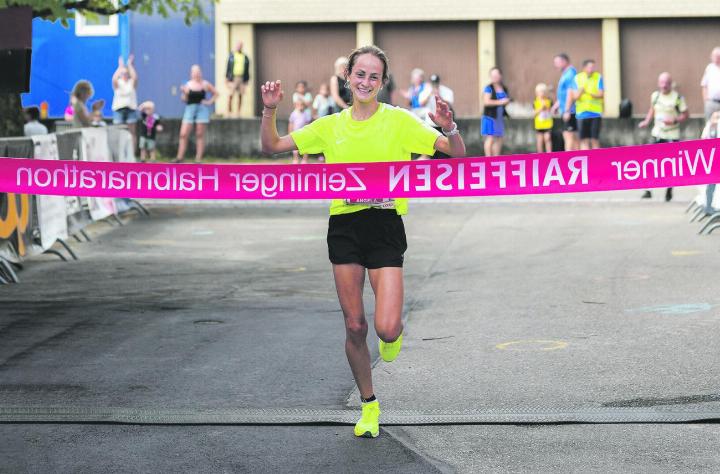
xmin=344 ymin=198 xmax=396 ymax=209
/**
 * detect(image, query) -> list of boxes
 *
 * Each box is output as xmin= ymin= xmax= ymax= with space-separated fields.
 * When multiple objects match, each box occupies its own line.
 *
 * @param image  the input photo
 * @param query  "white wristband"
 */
xmin=443 ymin=122 xmax=459 ymax=136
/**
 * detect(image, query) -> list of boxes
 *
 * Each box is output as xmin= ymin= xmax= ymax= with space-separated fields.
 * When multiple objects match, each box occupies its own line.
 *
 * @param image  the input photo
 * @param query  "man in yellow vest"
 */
xmin=567 ymin=59 xmax=604 ymax=150
xmin=225 ymin=41 xmax=251 ymax=115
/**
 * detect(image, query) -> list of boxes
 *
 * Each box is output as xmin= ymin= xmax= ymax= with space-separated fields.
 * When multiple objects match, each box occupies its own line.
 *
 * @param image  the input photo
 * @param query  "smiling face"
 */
xmin=347 ymin=53 xmax=384 ymax=104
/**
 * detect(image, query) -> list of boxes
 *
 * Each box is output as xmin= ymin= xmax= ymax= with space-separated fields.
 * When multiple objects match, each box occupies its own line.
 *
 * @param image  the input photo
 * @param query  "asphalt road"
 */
xmin=1 ymin=188 xmax=719 ymax=472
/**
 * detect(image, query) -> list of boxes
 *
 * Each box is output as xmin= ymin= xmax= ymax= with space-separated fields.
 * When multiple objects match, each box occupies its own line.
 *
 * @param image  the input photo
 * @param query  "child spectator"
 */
xmin=90 ymin=100 xmax=107 ymax=127
xmin=292 ymin=80 xmax=313 ymax=108
xmin=63 ymin=103 xmax=74 ymax=122
xmin=138 ymin=101 xmax=163 ymax=163
xmin=288 ymin=99 xmax=312 ymax=164
xmin=70 ymin=80 xmax=95 ymax=128
xmin=534 ymin=83 xmax=553 ymax=153
xmin=312 ymin=83 xmax=334 ymax=119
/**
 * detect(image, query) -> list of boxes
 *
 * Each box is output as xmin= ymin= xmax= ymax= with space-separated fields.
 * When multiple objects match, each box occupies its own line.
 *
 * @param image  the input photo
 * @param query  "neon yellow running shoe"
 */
xmin=379 ymin=332 xmax=403 ymax=362
xmin=354 ymin=400 xmax=380 ymax=438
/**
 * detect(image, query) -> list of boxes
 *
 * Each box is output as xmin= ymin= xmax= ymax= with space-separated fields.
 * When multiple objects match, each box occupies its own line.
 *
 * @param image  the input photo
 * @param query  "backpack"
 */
xmin=619 ymin=99 xmax=632 ymax=118
xmin=651 ymin=90 xmax=683 ymax=114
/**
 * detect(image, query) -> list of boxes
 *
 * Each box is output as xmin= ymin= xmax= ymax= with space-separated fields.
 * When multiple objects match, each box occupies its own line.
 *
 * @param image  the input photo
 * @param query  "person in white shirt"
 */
xmin=112 ymin=55 xmax=139 ymax=149
xmin=425 ymin=74 xmax=455 ymax=159
xmin=400 ymin=68 xmax=432 ymax=121
xmin=23 ymin=107 xmax=48 ymax=137
xmin=312 ymin=82 xmax=335 ymax=119
xmin=701 ymin=47 xmax=720 ymax=120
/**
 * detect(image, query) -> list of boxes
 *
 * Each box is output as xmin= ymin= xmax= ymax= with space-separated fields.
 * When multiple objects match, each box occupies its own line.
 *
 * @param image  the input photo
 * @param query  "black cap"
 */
xmin=430 ymin=74 xmax=440 ymax=83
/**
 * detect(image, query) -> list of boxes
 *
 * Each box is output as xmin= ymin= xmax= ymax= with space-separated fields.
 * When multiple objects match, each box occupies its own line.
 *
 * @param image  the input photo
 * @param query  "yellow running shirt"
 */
xmin=533 ymin=98 xmax=553 ymax=130
xmin=232 ymin=52 xmax=246 ymax=77
xmin=290 ymin=103 xmax=441 ymax=216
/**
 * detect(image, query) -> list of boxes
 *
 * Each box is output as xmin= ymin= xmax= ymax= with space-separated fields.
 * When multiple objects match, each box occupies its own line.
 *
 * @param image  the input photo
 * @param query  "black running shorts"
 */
xmin=562 ymin=113 xmax=578 ymax=132
xmin=578 ymin=116 xmax=602 ymax=139
xmin=327 ymin=208 xmax=407 ymax=269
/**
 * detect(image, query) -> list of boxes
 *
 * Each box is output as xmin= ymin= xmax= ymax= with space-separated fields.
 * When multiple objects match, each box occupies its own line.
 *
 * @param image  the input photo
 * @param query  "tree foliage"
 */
xmin=0 ymin=0 xmax=211 ymax=26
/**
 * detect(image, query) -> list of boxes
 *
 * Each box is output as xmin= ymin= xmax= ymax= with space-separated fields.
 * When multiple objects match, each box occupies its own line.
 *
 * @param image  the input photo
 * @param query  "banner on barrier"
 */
xmin=80 ymin=128 xmax=117 ymax=219
xmin=0 ymin=137 xmax=35 ymax=263
xmin=1 ymin=139 xmax=719 ymax=200
xmin=32 ymin=134 xmax=68 ymax=250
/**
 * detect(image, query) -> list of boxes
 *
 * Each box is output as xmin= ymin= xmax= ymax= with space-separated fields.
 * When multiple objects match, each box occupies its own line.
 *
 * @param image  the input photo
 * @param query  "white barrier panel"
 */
xmin=107 ymin=127 xmax=136 ymax=163
xmin=80 ymin=129 xmax=117 ymax=221
xmin=107 ymin=128 xmax=138 ymax=214
xmin=32 ymin=134 xmax=68 ymax=250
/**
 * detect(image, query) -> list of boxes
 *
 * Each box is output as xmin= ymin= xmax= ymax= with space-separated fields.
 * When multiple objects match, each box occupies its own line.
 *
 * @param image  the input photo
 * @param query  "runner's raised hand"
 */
xmin=261 ymin=80 xmax=284 ymax=108
xmin=428 ymin=95 xmax=454 ymax=130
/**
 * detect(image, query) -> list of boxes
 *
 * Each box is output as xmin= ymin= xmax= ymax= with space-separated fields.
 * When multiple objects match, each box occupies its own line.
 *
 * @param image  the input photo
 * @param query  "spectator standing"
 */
xmin=552 ymin=53 xmax=578 ymax=151
xmin=401 ymin=68 xmax=432 ymax=120
xmin=330 ymin=56 xmax=352 ymax=112
xmin=533 ymin=83 xmax=553 ymax=153
xmin=481 ymin=67 xmax=510 ymax=157
xmin=138 ymin=101 xmax=163 ymax=163
xmin=638 ymin=72 xmax=688 ymax=201
xmin=312 ymin=83 xmax=335 ymax=119
xmin=174 ymin=65 xmax=218 ymax=163
xmin=111 ymin=55 xmax=139 ymax=149
xmin=569 ymin=59 xmax=604 ymax=150
xmin=70 ymin=80 xmax=94 ymax=128
xmin=225 ymin=40 xmax=251 ymax=115
xmin=701 ymin=47 xmax=720 ymax=120
xmin=292 ymin=81 xmax=313 ymax=108
xmin=23 ymin=107 xmax=48 ymax=136
xmin=425 ymin=74 xmax=455 ymax=159
xmin=288 ymin=99 xmax=312 ymax=164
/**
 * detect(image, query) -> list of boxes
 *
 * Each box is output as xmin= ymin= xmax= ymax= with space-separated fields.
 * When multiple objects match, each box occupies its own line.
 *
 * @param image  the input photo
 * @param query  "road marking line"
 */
xmin=495 ymin=339 xmax=569 ymax=351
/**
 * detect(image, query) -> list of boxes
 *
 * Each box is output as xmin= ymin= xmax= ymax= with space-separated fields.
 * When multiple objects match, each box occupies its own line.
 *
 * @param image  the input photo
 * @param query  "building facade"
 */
xmin=214 ymin=1 xmax=720 ymax=118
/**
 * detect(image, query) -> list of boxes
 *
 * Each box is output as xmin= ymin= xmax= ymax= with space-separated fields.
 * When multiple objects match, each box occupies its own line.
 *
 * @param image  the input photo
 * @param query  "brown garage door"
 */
xmin=374 ymin=22 xmax=479 ymax=118
xmin=254 ymin=23 xmax=356 ymax=117
xmin=620 ymin=19 xmax=720 ymax=117
xmin=496 ymin=20 xmax=602 ymax=115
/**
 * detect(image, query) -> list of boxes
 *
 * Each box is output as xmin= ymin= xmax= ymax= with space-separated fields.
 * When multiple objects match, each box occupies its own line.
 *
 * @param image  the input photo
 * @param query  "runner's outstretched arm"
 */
xmin=260 ymin=80 xmax=298 ymax=155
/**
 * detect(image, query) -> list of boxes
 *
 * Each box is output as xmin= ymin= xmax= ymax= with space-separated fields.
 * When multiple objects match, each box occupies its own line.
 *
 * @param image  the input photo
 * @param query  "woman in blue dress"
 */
xmin=481 ymin=67 xmax=510 ymax=156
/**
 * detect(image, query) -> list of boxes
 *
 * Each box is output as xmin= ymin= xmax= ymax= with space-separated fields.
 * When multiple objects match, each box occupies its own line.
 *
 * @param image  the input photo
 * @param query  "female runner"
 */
xmin=260 ymin=45 xmax=466 ymax=438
